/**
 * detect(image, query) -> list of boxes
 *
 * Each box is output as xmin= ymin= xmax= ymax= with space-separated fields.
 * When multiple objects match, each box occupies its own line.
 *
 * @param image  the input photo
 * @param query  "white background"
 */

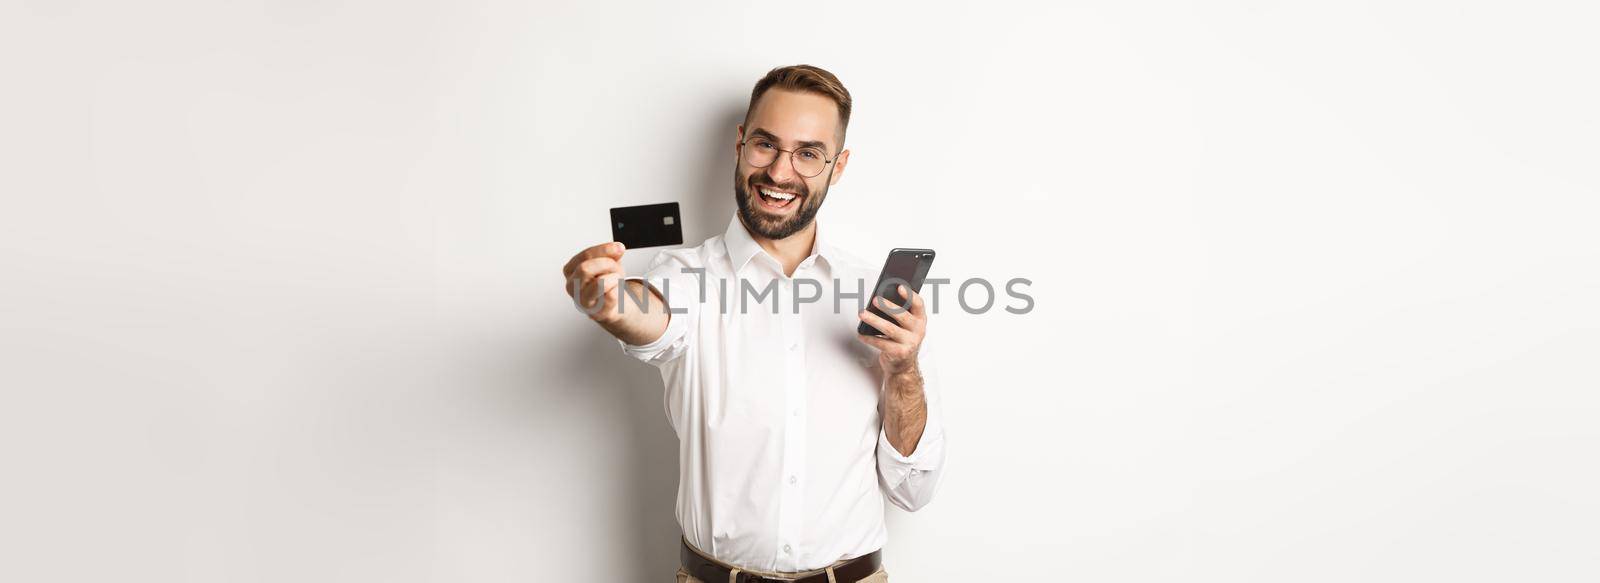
xmin=2 ymin=1 xmax=1597 ymax=581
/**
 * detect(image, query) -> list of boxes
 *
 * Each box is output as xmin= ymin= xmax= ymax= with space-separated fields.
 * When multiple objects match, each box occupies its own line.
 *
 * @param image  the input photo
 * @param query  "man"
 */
xmin=561 ymin=65 xmax=946 ymax=583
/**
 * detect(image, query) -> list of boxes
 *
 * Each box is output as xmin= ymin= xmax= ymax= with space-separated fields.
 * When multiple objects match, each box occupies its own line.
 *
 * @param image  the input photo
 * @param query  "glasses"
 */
xmin=739 ymin=137 xmax=840 ymax=178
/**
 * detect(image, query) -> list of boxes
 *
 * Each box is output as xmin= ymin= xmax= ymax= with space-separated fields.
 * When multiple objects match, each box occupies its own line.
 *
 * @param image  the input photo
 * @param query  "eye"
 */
xmin=755 ymin=140 xmax=777 ymax=150
xmin=798 ymin=148 xmax=822 ymax=160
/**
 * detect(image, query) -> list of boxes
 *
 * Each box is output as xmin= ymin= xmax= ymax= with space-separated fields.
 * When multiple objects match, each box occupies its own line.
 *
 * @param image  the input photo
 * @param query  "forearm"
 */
xmin=599 ymin=280 xmax=671 ymax=346
xmin=882 ymin=366 xmax=927 ymax=457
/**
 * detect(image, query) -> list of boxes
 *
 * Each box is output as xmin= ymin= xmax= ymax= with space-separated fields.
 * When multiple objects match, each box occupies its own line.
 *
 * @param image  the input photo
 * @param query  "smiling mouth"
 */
xmin=755 ymin=186 xmax=802 ymax=211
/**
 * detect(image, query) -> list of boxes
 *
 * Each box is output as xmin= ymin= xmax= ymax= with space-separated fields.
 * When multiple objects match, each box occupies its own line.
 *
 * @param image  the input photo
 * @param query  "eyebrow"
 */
xmin=749 ymin=127 xmax=831 ymax=152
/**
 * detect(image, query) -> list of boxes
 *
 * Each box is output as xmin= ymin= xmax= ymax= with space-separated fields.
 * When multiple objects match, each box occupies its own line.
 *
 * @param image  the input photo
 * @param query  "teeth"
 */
xmin=760 ymin=188 xmax=796 ymax=201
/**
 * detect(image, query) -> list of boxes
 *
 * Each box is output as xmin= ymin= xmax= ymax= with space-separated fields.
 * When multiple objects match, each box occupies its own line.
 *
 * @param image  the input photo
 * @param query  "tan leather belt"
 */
xmin=680 ymin=538 xmax=882 ymax=583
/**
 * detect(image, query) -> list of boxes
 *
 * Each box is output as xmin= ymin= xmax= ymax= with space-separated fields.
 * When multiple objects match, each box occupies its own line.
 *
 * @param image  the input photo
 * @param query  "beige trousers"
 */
xmin=675 ymin=567 xmax=888 ymax=582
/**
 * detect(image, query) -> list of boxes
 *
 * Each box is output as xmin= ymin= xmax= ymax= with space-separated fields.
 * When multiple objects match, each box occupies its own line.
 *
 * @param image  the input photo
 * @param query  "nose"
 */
xmin=764 ymin=151 xmax=800 ymax=185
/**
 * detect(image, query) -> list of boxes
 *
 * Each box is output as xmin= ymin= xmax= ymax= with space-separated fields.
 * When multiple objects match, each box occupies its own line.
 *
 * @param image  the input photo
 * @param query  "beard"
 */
xmin=734 ymin=168 xmax=827 ymax=240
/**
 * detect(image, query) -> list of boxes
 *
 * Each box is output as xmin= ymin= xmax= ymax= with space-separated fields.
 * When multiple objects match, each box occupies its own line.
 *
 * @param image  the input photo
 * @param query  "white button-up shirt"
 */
xmin=618 ymin=215 xmax=948 ymax=573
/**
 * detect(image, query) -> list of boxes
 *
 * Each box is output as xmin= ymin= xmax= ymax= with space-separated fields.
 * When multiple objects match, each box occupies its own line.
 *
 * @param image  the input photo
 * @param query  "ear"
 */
xmin=828 ymin=148 xmax=851 ymax=186
xmin=735 ymin=124 xmax=746 ymax=159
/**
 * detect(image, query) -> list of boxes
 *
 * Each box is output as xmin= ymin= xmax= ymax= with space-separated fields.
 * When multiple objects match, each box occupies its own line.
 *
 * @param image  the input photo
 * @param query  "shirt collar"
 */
xmin=722 ymin=214 xmax=837 ymax=275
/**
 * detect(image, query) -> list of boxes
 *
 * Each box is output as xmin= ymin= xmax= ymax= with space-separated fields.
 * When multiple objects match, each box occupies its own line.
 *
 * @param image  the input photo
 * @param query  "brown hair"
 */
xmin=745 ymin=64 xmax=853 ymax=145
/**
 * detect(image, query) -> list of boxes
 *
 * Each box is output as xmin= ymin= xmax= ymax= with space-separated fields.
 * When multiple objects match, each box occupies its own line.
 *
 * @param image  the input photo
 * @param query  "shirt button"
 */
xmin=789 ymin=343 xmax=798 ymax=351
xmin=789 ymin=475 xmax=797 ymax=485
xmin=783 ymin=544 xmax=792 ymax=554
xmin=792 ymin=409 xmax=800 ymax=417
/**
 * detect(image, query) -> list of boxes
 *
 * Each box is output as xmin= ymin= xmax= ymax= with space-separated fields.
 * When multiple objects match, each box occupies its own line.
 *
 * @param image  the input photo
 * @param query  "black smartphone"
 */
xmin=858 ymin=248 xmax=936 ymax=337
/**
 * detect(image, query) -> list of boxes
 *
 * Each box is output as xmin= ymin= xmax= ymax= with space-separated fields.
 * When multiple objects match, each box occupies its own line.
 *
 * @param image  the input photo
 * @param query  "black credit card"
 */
xmin=610 ymin=202 xmax=683 ymax=249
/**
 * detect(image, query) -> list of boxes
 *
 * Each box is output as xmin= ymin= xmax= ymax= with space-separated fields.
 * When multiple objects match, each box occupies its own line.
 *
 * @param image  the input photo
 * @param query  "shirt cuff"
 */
xmin=877 ymin=414 xmax=946 ymax=487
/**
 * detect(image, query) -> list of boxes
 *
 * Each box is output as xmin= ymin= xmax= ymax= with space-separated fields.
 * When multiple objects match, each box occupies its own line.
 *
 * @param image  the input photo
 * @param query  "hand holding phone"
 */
xmin=858 ymin=248 xmax=936 ymax=337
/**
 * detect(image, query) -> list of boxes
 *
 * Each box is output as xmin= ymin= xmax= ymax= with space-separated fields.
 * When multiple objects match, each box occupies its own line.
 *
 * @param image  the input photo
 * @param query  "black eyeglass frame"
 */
xmin=737 ymin=138 xmax=843 ymax=178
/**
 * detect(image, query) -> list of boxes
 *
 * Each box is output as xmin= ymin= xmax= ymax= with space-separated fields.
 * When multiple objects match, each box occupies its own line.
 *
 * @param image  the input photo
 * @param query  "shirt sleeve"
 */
xmin=616 ymin=251 xmax=700 ymax=367
xmin=875 ymin=343 xmax=949 ymax=512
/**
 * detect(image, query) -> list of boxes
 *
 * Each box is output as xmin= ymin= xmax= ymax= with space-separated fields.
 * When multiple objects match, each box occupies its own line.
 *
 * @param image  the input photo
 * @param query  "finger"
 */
xmin=858 ymin=308 xmax=913 ymax=344
xmin=577 ymin=275 xmax=601 ymax=308
xmin=895 ymin=286 xmax=927 ymax=333
xmin=580 ymin=272 xmax=622 ymax=307
xmin=568 ymin=259 xmax=616 ymax=302
xmin=879 ymin=287 xmax=928 ymax=333
xmin=566 ymin=241 xmax=624 ymax=276
xmin=563 ymin=241 xmax=626 ymax=277
xmin=580 ymin=271 xmax=625 ymax=310
xmin=873 ymin=295 xmax=918 ymax=329
xmin=579 ymin=277 xmax=620 ymax=318
xmin=593 ymin=280 xmax=620 ymax=319
xmin=906 ymin=286 xmax=926 ymax=318
xmin=856 ymin=331 xmax=894 ymax=352
xmin=876 ymin=292 xmax=908 ymax=315
xmin=574 ymin=258 xmax=623 ymax=305
xmin=573 ymin=256 xmax=621 ymax=285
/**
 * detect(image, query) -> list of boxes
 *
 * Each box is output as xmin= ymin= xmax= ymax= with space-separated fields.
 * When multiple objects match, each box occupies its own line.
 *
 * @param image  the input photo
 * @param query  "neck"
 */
xmin=746 ymin=220 xmax=816 ymax=278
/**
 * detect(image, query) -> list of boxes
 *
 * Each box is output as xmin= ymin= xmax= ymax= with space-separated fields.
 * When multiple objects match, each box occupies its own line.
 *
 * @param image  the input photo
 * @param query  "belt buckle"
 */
xmin=739 ymin=575 xmax=788 ymax=583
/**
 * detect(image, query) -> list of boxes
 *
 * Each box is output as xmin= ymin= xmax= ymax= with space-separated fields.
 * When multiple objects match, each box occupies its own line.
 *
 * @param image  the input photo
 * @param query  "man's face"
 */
xmin=734 ymin=89 xmax=850 ymax=240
